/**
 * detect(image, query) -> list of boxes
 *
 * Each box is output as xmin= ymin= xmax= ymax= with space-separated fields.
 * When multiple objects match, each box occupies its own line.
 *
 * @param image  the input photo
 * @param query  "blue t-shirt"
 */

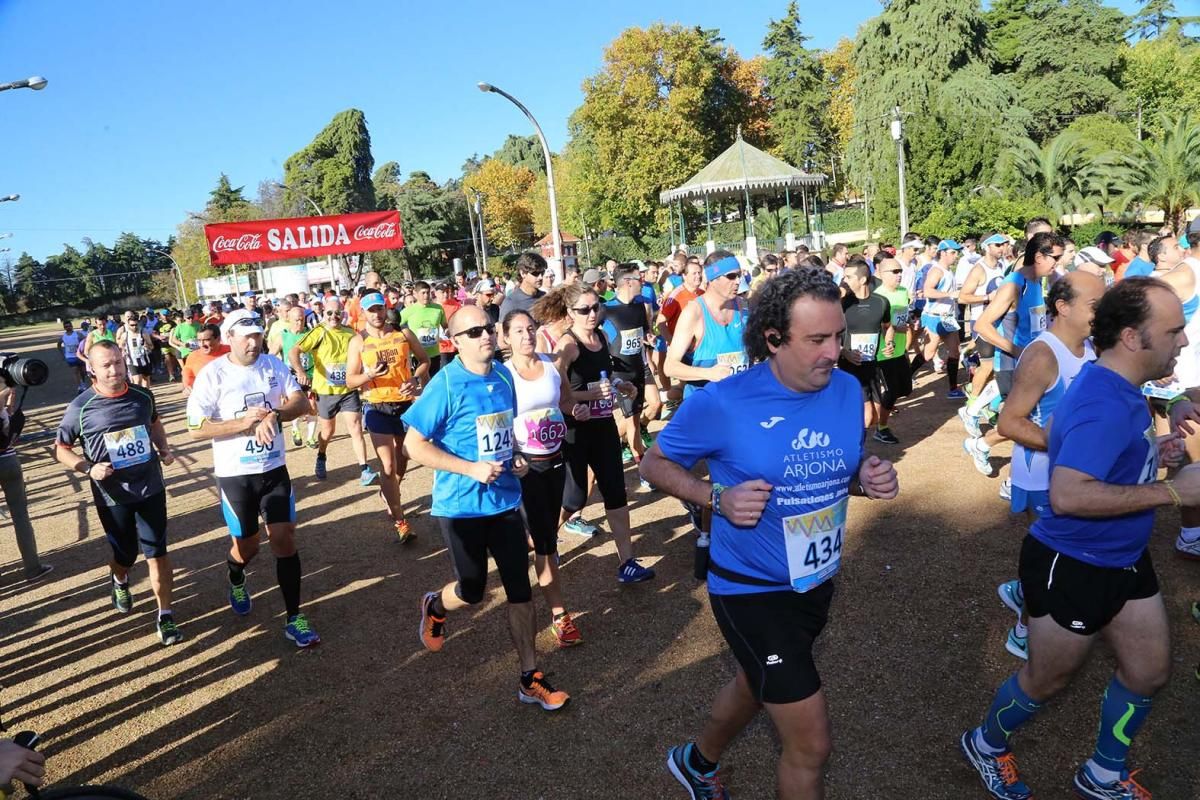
xmin=402 ymin=358 xmax=522 ymax=519
xmin=640 ymin=283 xmax=659 ymax=312
xmin=1123 ymin=257 xmax=1155 ymax=279
xmin=656 ymin=363 xmax=863 ymax=595
xmin=1031 ymin=363 xmax=1158 ymax=568
xmin=664 ymin=274 xmax=684 ymax=292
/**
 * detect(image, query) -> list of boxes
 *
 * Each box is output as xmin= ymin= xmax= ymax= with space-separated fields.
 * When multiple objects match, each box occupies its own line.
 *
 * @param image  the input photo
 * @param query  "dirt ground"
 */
xmin=0 ymin=320 xmax=1197 ymax=800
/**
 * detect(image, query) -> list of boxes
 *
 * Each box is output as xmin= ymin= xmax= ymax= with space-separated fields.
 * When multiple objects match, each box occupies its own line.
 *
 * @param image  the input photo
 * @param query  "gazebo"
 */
xmin=659 ymin=128 xmax=827 ymax=259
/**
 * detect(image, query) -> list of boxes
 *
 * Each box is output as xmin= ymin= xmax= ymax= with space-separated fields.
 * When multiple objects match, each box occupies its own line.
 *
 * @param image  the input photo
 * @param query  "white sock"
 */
xmin=973 ymin=727 xmax=1005 ymax=755
xmin=1084 ymin=759 xmax=1121 ymax=784
xmin=158 ymin=608 xmax=172 ymax=619
xmin=1180 ymin=526 xmax=1200 ymax=544
xmin=307 ymin=419 xmax=317 ymax=438
xmin=1014 ymin=620 xmax=1028 ymax=638
xmin=968 ymin=381 xmax=1000 ymax=415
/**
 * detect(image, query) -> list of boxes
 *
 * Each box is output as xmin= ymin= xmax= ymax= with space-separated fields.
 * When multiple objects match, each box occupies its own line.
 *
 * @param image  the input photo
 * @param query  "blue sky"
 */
xmin=0 ymin=0 xmax=1147 ymax=262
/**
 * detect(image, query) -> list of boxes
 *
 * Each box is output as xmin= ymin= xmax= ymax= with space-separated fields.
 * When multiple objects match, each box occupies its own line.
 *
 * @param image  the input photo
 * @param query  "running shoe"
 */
xmin=959 ymin=730 xmax=1033 ymax=800
xmin=314 ymin=455 xmax=328 ymax=480
xmin=999 ymin=478 xmax=1012 ymax=501
xmin=873 ymin=427 xmax=900 ymax=444
xmin=1191 ymin=601 xmax=1200 ymax=624
xmin=963 ymin=437 xmax=994 ymax=476
xmin=518 ymin=671 xmax=570 ymax=711
xmin=395 ymin=518 xmax=415 ymax=544
xmin=25 ymin=564 xmax=54 ymax=583
xmin=666 ymin=743 xmax=730 ymax=800
xmin=998 ymin=580 xmax=1024 ymax=618
xmin=229 ymin=580 xmax=253 ymax=616
xmin=284 ymin=613 xmax=321 ymax=648
xmin=641 ymin=428 xmax=654 ymax=449
xmin=552 ymin=612 xmax=583 ymax=647
xmin=622 ymin=446 xmax=634 ymax=465
xmin=1173 ymin=531 xmax=1200 ymax=560
xmin=639 ymin=478 xmax=655 ymax=492
xmin=618 ymin=558 xmax=656 ymax=583
xmin=1004 ymin=627 xmax=1028 ymax=661
xmin=360 ymin=466 xmax=379 ymax=486
xmin=958 ymin=405 xmax=983 ymax=439
xmin=419 ymin=591 xmax=445 ymax=652
xmin=947 ymin=388 xmax=968 ymax=400
xmin=1073 ymin=764 xmax=1150 ymax=800
xmin=111 ymin=577 xmax=133 ymax=614
xmin=157 ymin=615 xmax=184 ymax=646
xmin=305 ymin=436 xmax=319 ymax=449
xmin=291 ymin=428 xmax=303 ymax=448
xmin=563 ymin=517 xmax=599 ymax=536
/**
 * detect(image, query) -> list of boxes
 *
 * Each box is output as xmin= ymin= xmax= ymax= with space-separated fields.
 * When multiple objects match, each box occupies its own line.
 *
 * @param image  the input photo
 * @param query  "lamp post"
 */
xmin=273 ymin=181 xmax=342 ymax=291
xmin=0 ymin=76 xmax=47 ymax=93
xmin=890 ymin=106 xmax=909 ymax=237
xmin=478 ymin=82 xmax=562 ymax=279
xmin=0 ymin=195 xmax=18 ymax=203
xmin=148 ymin=248 xmax=189 ymax=308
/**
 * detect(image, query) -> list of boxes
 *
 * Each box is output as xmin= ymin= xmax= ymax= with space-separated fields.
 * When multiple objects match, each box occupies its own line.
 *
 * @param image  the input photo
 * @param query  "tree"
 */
xmin=761 ymin=3 xmax=831 ymax=171
xmin=374 ymin=169 xmax=468 ymax=278
xmin=282 ymin=109 xmax=376 ymax=216
xmin=1001 ymin=131 xmax=1110 ymax=220
xmin=1130 ymin=0 xmax=1200 ymax=39
xmin=1121 ymin=37 xmax=1200 ymax=137
xmin=821 ymin=38 xmax=857 ymax=162
xmin=985 ymin=0 xmax=1036 ymax=74
xmin=1110 ymin=113 xmax=1200 ymax=232
xmin=462 ymin=159 xmax=537 ymax=251
xmin=1061 ymin=113 xmax=1139 ymax=159
xmin=208 ymin=174 xmax=249 ymax=215
xmin=493 ymin=135 xmax=546 ymax=174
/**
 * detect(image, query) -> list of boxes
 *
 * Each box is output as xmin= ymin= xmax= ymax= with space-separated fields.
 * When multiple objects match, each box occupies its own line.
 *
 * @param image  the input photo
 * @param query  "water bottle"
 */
xmin=694 ymin=530 xmax=710 ymax=581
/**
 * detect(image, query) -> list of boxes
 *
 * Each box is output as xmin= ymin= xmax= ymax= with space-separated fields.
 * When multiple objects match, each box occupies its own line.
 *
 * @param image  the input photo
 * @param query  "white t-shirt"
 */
xmin=186 ymin=353 xmax=301 ymax=477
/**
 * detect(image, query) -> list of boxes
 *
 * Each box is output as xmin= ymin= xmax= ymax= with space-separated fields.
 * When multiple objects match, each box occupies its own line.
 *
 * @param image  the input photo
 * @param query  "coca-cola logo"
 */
xmin=354 ymin=222 xmax=397 ymax=241
xmin=211 ymin=233 xmax=262 ymax=252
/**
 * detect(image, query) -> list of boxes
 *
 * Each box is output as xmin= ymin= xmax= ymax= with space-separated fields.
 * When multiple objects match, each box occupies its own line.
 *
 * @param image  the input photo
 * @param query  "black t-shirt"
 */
xmin=841 ymin=291 xmax=889 ymax=364
xmin=57 ymin=384 xmax=163 ymax=506
xmin=601 ymin=296 xmax=649 ymax=376
xmin=481 ymin=303 xmax=501 ymax=325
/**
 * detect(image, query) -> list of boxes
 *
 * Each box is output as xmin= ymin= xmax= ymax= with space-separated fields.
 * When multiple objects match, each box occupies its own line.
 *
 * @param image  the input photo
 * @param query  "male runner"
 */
xmin=961 ymin=277 xmax=1195 ymax=800
xmin=658 ymin=260 xmax=704 ymax=338
xmin=911 ymin=240 xmax=966 ymax=398
xmin=663 ymin=252 xmax=747 ymax=399
xmin=641 ymin=268 xmax=898 ymax=800
xmin=838 ymin=257 xmax=891 ymax=431
xmin=399 ymin=281 xmax=449 ymax=378
xmin=958 ymin=234 xmax=1012 ymax=435
xmin=601 ymin=263 xmax=661 ymax=461
xmin=289 ymin=295 xmax=378 ymax=485
xmin=55 ymin=340 xmax=182 ymax=646
xmin=405 ymin=305 xmax=569 ymax=711
xmin=498 ymin=252 xmax=547 ymax=320
xmin=187 ymin=309 xmax=320 ymax=647
xmin=872 ymin=257 xmax=912 ymax=443
xmin=115 ymin=311 xmax=155 ymax=390
xmin=58 ymin=321 xmax=86 ymax=389
xmin=180 ymin=324 xmax=228 ymax=395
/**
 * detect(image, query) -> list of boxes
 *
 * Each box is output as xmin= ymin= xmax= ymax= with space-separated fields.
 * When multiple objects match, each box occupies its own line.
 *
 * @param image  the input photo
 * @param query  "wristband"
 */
xmin=710 ymin=482 xmax=726 ymax=518
xmin=1164 ymin=479 xmax=1182 ymax=508
xmin=1166 ymin=395 xmax=1188 ymax=412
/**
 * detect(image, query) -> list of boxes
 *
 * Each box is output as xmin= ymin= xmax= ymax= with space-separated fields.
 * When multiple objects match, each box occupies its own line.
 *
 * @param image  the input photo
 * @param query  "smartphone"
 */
xmin=244 ymin=392 xmax=268 ymax=410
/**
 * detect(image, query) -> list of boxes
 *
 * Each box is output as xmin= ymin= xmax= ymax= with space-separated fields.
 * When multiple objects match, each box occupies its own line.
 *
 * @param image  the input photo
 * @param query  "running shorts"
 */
xmin=316 ymin=390 xmax=362 ymax=420
xmin=129 ymin=363 xmax=153 ymax=378
xmin=438 ymin=510 xmax=532 ymax=604
xmin=520 ymin=457 xmax=566 ymax=556
xmin=973 ymin=337 xmax=996 ymax=359
xmin=562 ymin=418 xmax=627 ymax=512
xmin=709 ymin=581 xmax=834 ymax=704
xmin=1018 ymin=535 xmax=1158 ymax=637
xmin=218 ymin=465 xmax=296 ymax=539
xmin=1010 ymin=486 xmax=1050 ymax=518
xmin=876 ymin=357 xmax=912 ymax=409
xmin=919 ymin=313 xmax=961 ymax=337
xmin=996 ymin=370 xmax=1014 ymax=400
xmin=364 ymin=401 xmax=411 ymax=436
xmin=837 ymin=360 xmax=879 ymax=403
xmin=93 ymin=486 xmax=168 ymax=564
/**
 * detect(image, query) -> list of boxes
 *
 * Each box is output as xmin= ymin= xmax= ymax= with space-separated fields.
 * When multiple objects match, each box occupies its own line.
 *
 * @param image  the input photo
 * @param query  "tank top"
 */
xmin=970 ymin=259 xmax=1006 ymax=322
xmin=564 ymin=329 xmax=617 ymax=422
xmin=687 ymin=298 xmax=748 ymax=398
xmin=359 ymin=328 xmax=415 ymax=404
xmin=507 ymin=354 xmax=567 ymax=460
xmin=1173 ymin=257 xmax=1200 ymax=388
xmin=123 ymin=329 xmax=150 ymax=366
xmin=280 ymin=328 xmax=313 ymax=378
xmin=536 ymin=326 xmax=559 ymax=353
xmin=923 ymin=266 xmax=956 ymax=317
xmin=1011 ymin=331 xmax=1095 ymax=492
xmin=994 ymin=270 xmax=1046 ymax=372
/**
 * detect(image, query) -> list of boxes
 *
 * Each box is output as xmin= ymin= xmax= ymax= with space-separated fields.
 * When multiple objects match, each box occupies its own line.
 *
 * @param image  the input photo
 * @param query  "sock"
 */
xmin=909 ymin=353 xmax=926 ymax=377
xmin=946 ymin=357 xmax=959 ymax=389
xmin=429 ymin=593 xmax=447 ymax=618
xmin=276 ymin=553 xmax=302 ymax=618
xmin=521 ymin=669 xmax=538 ymax=688
xmin=1180 ymin=525 xmax=1200 ymax=544
xmin=112 ymin=573 xmax=129 ymax=587
xmin=1014 ymin=620 xmax=1028 ymax=638
xmin=968 ymin=380 xmax=1000 ymax=415
xmin=158 ymin=608 xmax=172 ymax=619
xmin=1084 ymin=760 xmax=1122 ymax=784
xmin=227 ymin=559 xmax=246 ymax=586
xmin=1091 ymin=676 xmax=1153 ymax=774
xmin=687 ymin=742 xmax=719 ymax=774
xmin=306 ymin=420 xmax=317 ymax=438
xmin=980 ymin=674 xmax=1043 ymax=751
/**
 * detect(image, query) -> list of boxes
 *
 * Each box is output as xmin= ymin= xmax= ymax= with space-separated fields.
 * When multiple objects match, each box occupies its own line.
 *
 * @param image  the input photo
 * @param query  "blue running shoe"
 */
xmin=959 ymin=729 xmax=1033 ymax=799
xmin=1004 ymin=627 xmax=1028 ymax=661
xmin=998 ymin=580 xmax=1024 ymax=617
xmin=947 ymin=388 xmax=968 ymax=400
xmin=284 ymin=613 xmax=320 ymax=648
xmin=666 ymin=743 xmax=730 ymax=800
xmin=563 ymin=517 xmax=599 ymax=536
xmin=963 ymin=436 xmax=994 ymax=476
xmin=229 ymin=581 xmax=253 ymax=616
xmin=1073 ymin=764 xmax=1150 ymax=799
xmin=958 ymin=405 xmax=983 ymax=439
xmin=618 ymin=558 xmax=655 ymax=584
xmin=360 ymin=466 xmax=379 ymax=486
xmin=314 ymin=455 xmax=328 ymax=480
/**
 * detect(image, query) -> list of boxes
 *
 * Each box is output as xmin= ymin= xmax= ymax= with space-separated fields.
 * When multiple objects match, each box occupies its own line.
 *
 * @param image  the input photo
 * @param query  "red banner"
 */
xmin=204 ymin=210 xmax=405 ymax=267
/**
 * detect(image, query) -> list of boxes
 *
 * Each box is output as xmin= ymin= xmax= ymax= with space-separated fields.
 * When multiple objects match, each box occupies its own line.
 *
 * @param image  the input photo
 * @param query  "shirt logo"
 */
xmin=760 ymin=416 xmax=785 ymax=430
xmin=1070 ymin=620 xmax=1086 ymax=630
xmin=791 ymin=427 xmax=831 ymax=450
xmin=765 ymin=654 xmax=783 ymax=666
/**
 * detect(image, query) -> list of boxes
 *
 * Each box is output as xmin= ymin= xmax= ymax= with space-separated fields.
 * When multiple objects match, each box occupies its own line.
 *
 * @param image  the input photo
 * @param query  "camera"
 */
xmin=0 ymin=352 xmax=48 ymax=388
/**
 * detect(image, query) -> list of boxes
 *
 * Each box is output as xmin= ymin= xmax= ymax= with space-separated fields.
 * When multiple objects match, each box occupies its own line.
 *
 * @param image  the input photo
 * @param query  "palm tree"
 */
xmin=1002 ymin=131 xmax=1109 ymax=222
xmin=1109 ymin=113 xmax=1200 ymax=233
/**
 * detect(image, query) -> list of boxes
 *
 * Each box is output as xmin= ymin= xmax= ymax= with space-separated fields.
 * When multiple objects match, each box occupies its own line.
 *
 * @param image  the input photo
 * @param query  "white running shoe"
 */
xmin=1175 ymin=531 xmax=1200 ymax=560
xmin=963 ymin=437 xmax=994 ymax=477
xmin=958 ymin=405 xmax=983 ymax=439
xmin=999 ymin=478 xmax=1011 ymax=501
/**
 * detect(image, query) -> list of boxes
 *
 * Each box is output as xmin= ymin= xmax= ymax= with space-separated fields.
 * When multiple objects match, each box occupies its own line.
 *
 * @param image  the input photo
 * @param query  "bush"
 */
xmin=915 ymin=195 xmax=1053 ymax=241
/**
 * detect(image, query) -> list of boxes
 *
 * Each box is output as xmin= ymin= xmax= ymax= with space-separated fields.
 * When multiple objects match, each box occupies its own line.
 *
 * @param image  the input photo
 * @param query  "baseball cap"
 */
xmin=582 ymin=268 xmax=601 ymax=284
xmin=1094 ymin=231 xmax=1119 ymax=246
xmin=1076 ymin=246 xmax=1114 ymax=266
xmin=361 ymin=291 xmax=385 ymax=310
xmin=704 ymin=255 xmax=742 ymax=282
xmin=980 ymin=233 xmax=1013 ymax=247
xmin=936 ymin=239 xmax=963 ymax=252
xmin=220 ymin=308 xmax=264 ymax=340
xmin=899 ymin=237 xmax=922 ymax=251
xmin=473 ymin=279 xmax=496 ymax=294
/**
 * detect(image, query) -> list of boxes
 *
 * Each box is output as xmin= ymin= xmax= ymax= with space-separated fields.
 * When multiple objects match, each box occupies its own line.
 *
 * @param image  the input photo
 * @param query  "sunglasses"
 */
xmin=453 ymin=323 xmax=496 ymax=339
xmin=324 ymin=310 xmax=341 ymax=317
xmin=723 ymin=272 xmax=741 ymax=281
xmin=526 ymin=269 xmax=546 ymax=277
xmin=883 ymin=269 xmax=904 ymax=274
xmin=572 ymin=303 xmax=601 ymax=314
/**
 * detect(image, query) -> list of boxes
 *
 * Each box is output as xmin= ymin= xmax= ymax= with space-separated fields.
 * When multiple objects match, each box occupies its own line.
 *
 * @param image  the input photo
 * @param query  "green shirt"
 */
xmin=399 ymin=304 xmax=448 ymax=357
xmin=173 ymin=321 xmax=199 ymax=358
xmin=874 ymin=286 xmax=910 ymax=360
xmin=280 ymin=328 xmax=313 ymax=380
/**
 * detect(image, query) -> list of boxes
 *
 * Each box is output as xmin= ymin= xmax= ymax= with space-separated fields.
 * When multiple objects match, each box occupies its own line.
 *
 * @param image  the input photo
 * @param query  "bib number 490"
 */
xmin=245 ymin=439 xmax=276 ymax=455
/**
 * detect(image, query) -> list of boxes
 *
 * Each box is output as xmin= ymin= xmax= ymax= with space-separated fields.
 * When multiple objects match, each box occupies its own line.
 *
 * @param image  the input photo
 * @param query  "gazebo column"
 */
xmin=668 ymin=201 xmax=676 ymax=253
xmin=785 ymin=186 xmax=797 ymax=252
xmin=743 ymin=186 xmax=757 ymax=262
xmin=704 ymin=195 xmax=715 ymax=256
xmin=801 ymin=185 xmax=811 ymax=244
xmin=677 ymin=200 xmax=687 ymax=251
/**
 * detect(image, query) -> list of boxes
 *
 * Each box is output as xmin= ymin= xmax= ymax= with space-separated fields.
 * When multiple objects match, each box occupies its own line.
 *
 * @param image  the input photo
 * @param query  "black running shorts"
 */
xmin=316 ymin=391 xmax=363 ymax=420
xmin=217 ymin=465 xmax=296 ymax=539
xmin=709 ymin=581 xmax=834 ymax=704
xmin=876 ymin=357 xmax=912 ymax=409
xmin=93 ymin=486 xmax=168 ymax=564
xmin=438 ymin=510 xmax=532 ymax=604
xmin=1018 ymin=535 xmax=1159 ymax=636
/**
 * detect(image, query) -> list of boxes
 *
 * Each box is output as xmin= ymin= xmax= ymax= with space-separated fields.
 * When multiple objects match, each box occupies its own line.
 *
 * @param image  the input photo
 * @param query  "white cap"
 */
xmin=473 ymin=278 xmax=496 ymax=293
xmin=1076 ymin=246 xmax=1114 ymax=266
xmin=221 ymin=308 xmax=264 ymax=340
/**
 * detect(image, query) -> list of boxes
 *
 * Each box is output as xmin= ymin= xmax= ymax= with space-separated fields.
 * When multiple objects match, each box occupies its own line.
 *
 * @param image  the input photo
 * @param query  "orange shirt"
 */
xmin=438 ymin=300 xmax=462 ymax=354
xmin=359 ymin=329 xmax=416 ymax=404
xmin=182 ymin=345 xmax=230 ymax=388
xmin=661 ymin=287 xmax=702 ymax=336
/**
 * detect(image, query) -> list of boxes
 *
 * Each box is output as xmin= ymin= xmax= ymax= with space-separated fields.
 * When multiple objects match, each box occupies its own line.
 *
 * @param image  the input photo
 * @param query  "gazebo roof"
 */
xmin=659 ymin=129 xmax=826 ymax=204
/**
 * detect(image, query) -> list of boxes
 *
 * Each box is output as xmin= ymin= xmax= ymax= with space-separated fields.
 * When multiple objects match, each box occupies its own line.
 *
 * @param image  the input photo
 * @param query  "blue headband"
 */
xmin=704 ymin=255 xmax=741 ymax=282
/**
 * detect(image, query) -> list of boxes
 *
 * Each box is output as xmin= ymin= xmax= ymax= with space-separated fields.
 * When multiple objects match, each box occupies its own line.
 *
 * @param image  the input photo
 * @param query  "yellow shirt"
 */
xmin=297 ymin=324 xmax=355 ymax=395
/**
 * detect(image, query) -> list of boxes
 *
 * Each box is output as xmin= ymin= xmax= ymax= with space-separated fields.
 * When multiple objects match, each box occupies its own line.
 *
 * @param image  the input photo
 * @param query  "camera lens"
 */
xmin=0 ymin=356 xmax=48 ymax=387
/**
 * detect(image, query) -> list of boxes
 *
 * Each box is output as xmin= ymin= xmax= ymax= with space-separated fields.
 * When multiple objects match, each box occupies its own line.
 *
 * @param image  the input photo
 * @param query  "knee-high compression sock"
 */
xmin=1089 ymin=676 xmax=1153 ymax=776
xmin=227 ymin=559 xmax=246 ymax=586
xmin=909 ymin=352 xmax=927 ymax=377
xmin=276 ymin=553 xmax=302 ymax=617
xmin=947 ymin=357 xmax=960 ymax=390
xmin=979 ymin=674 xmax=1043 ymax=752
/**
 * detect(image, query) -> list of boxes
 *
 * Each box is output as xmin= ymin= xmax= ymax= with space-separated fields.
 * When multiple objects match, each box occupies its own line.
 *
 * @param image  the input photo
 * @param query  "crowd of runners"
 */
xmin=4 ymin=216 xmax=1198 ymax=799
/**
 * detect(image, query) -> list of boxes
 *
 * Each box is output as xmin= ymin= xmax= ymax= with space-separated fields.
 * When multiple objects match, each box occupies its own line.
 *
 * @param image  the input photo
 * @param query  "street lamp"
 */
xmin=890 ymin=107 xmax=909 ymax=237
xmin=273 ymin=181 xmax=344 ymax=290
xmin=147 ymin=248 xmax=189 ymax=308
xmin=477 ymin=82 xmax=562 ymax=279
xmin=0 ymin=195 xmax=18 ymax=203
xmin=0 ymin=76 xmax=47 ymax=93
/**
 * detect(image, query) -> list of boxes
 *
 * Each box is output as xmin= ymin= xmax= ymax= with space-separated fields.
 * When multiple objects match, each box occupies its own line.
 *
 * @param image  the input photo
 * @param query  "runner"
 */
xmin=83 ymin=314 xmax=115 ymax=357
xmin=180 ymin=324 xmax=229 ymax=396
xmin=663 ymin=251 xmax=748 ymax=400
xmin=601 ymin=263 xmax=660 ymax=462
xmin=404 ymin=305 xmax=570 ymax=711
xmin=58 ymin=321 xmax=86 ymax=390
xmin=288 ymin=296 xmax=378 ymax=485
xmin=872 ymin=257 xmax=912 ymax=443
xmin=658 ymin=260 xmax=704 ymax=339
xmin=910 ymin=240 xmax=966 ymax=399
xmin=168 ymin=311 xmax=201 ymax=367
xmin=838 ymin=256 xmax=891 ymax=433
xmin=504 ymin=308 xmax=588 ymax=647
xmin=186 ymin=309 xmax=320 ymax=648
xmin=531 ymin=288 xmax=572 ymax=355
xmin=115 ymin=311 xmax=155 ymax=390
xmin=958 ymin=234 xmax=1012 ymax=434
xmin=961 ymin=276 xmax=1193 ymax=800
xmin=992 ymin=272 xmax=1102 ymax=661
xmin=555 ymin=283 xmax=655 ymax=582
xmin=399 ymin=281 xmax=449 ymax=378
xmin=473 ymin=278 xmax=501 ymax=324
xmin=55 ymin=340 xmax=182 ymax=646
xmin=346 ymin=291 xmax=429 ymax=542
xmin=270 ymin=305 xmax=319 ymax=448
xmin=640 ymin=267 xmax=899 ymax=800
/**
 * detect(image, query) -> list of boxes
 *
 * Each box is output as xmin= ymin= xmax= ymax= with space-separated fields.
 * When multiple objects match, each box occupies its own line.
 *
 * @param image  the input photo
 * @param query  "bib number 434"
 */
xmin=783 ymin=497 xmax=848 ymax=593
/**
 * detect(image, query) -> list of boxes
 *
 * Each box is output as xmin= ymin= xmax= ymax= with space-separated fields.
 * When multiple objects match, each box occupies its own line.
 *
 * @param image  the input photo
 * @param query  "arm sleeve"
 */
xmin=655 ymin=386 xmax=723 ymax=471
xmin=401 ymin=372 xmax=450 ymax=441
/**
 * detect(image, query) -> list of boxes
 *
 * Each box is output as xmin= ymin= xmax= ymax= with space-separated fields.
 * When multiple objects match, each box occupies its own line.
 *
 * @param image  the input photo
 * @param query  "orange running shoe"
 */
xmin=419 ymin=591 xmax=445 ymax=652
xmin=552 ymin=612 xmax=583 ymax=647
xmin=518 ymin=671 xmax=569 ymax=711
xmin=395 ymin=518 xmax=415 ymax=544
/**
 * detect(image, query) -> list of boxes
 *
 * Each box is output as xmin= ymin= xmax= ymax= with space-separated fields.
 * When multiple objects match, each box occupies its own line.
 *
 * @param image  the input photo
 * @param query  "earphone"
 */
xmin=766 ymin=333 xmax=782 ymax=347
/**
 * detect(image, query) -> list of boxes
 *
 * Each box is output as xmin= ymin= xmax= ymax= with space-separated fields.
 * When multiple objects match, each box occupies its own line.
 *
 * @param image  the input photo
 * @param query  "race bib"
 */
xmin=619 ymin=327 xmax=643 ymax=356
xmin=240 ymin=436 xmax=280 ymax=467
xmin=516 ymin=407 xmax=567 ymax=456
xmin=891 ymin=310 xmax=909 ymax=329
xmin=1030 ymin=306 xmax=1047 ymax=334
xmin=939 ymin=314 xmax=961 ymax=332
xmin=299 ymin=352 xmax=313 ymax=372
xmin=475 ymin=410 xmax=514 ymax=462
xmin=716 ymin=351 xmax=749 ymax=375
xmin=849 ymin=333 xmax=879 ymax=362
xmin=326 ymin=362 xmax=347 ymax=387
xmin=783 ymin=497 xmax=847 ymax=593
xmin=1142 ymin=379 xmax=1185 ymax=401
xmin=586 ymin=381 xmax=614 ymax=418
xmin=103 ymin=425 xmax=152 ymax=470
xmin=416 ymin=327 xmax=439 ymax=348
